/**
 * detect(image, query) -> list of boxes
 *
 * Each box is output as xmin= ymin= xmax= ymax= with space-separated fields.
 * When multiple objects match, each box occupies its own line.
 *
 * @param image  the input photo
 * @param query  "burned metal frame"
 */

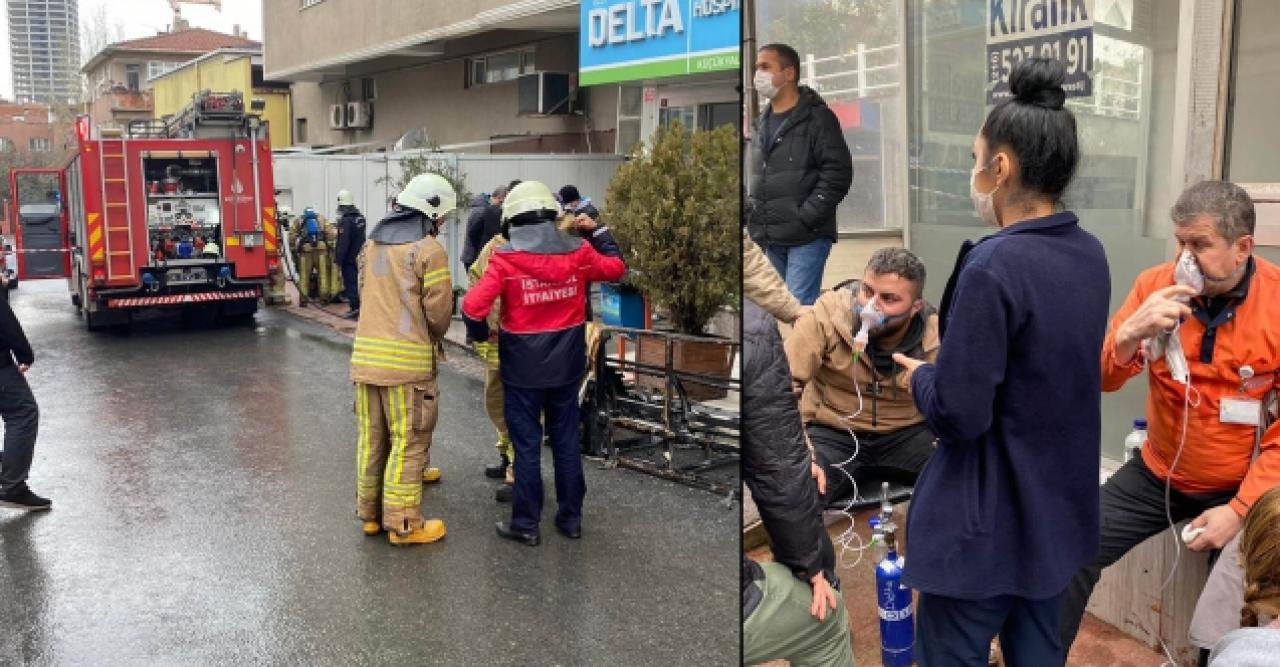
xmin=583 ymin=326 xmax=740 ymax=497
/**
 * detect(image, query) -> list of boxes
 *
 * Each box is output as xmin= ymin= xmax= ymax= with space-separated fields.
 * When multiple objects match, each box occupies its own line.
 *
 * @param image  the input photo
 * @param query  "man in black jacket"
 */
xmin=460 ymin=185 xmax=509 ymax=271
xmin=334 ymin=189 xmax=366 ymax=319
xmin=748 ymin=42 xmax=854 ymax=306
xmin=743 ymin=298 xmax=852 ymax=666
xmin=0 ymin=277 xmax=49 ymax=510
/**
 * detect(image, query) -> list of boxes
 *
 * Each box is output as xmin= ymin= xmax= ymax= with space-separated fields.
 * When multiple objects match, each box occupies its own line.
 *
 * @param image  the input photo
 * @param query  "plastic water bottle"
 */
xmin=1124 ymin=418 xmax=1147 ymax=462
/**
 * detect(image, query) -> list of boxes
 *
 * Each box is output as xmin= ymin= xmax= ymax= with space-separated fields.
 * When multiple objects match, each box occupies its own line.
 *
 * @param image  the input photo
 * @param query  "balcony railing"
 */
xmin=106 ymin=90 xmax=153 ymax=112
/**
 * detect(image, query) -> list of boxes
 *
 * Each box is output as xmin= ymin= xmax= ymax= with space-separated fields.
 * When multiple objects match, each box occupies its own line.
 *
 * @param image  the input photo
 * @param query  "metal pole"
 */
xmin=743 ymin=0 xmax=758 ymax=197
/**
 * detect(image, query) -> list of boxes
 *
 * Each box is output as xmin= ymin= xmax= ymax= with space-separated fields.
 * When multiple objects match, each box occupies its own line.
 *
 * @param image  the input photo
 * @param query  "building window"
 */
xmin=1225 ymin=0 xmax=1280 ymax=182
xmin=900 ymin=0 xmax=1182 ymax=461
xmin=295 ymin=118 xmax=307 ymax=144
xmin=362 ymin=78 xmax=377 ymax=101
xmin=0 ymin=138 xmax=13 ymax=152
xmin=125 ymin=64 xmax=141 ymax=91
xmin=465 ymin=47 xmax=536 ymax=87
xmin=29 ymin=138 xmax=52 ymax=152
xmin=148 ymin=61 xmax=179 ymax=80
xmin=757 ymin=0 xmax=905 ymax=232
xmin=616 ymin=85 xmax=643 ymax=155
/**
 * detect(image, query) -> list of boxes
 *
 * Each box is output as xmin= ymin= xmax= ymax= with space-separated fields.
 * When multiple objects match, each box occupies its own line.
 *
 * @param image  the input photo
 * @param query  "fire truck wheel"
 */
xmin=6 ymin=278 xmax=17 ymax=290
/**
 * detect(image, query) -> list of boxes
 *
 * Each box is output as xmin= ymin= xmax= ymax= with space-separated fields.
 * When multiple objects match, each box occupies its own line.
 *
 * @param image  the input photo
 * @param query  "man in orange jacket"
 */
xmin=1060 ymin=181 xmax=1280 ymax=651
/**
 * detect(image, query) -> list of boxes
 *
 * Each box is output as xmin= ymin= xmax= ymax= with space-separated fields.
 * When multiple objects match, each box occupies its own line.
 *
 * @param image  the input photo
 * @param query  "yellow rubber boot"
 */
xmin=423 ymin=467 xmax=442 ymax=484
xmin=388 ymin=519 xmax=447 ymax=545
xmin=362 ymin=521 xmax=381 ymax=536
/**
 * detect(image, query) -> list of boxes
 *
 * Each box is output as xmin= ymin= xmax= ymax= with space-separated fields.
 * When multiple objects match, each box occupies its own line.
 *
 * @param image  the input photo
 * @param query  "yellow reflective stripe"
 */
xmin=356 ymin=385 xmax=376 ymax=495
xmin=354 ymin=336 xmax=432 ymax=352
xmin=388 ymin=385 xmax=402 ymax=487
xmin=351 ymin=354 xmax=433 ymax=373
xmin=422 ymin=268 xmax=450 ymax=288
xmin=352 ymin=346 xmax=433 ymax=364
xmin=354 ymin=336 xmax=433 ymax=358
xmin=472 ymin=341 xmax=500 ymax=367
xmin=388 ymin=386 xmax=411 ymax=494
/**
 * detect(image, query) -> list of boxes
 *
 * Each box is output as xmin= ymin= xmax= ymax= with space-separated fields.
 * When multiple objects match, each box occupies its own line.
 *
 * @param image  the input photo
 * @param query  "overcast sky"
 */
xmin=1 ymin=0 xmax=263 ymax=100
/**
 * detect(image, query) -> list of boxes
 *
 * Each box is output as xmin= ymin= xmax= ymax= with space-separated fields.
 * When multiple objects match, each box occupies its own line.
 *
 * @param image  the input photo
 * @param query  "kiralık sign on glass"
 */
xmin=579 ymin=0 xmax=740 ymax=86
xmin=986 ymin=0 xmax=1094 ymax=104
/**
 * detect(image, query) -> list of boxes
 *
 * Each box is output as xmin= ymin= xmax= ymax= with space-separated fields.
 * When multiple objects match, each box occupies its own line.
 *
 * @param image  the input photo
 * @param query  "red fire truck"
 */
xmin=14 ymin=91 xmax=281 ymax=330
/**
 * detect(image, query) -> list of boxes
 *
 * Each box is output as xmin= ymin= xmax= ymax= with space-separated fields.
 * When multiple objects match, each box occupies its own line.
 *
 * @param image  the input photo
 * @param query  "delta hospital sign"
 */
xmin=579 ymin=0 xmax=740 ymax=86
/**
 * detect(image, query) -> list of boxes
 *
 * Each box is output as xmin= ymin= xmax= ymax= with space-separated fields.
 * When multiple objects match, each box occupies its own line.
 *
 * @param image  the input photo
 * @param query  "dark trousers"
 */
xmin=917 ymin=591 xmax=1065 ymax=667
xmin=0 ymin=364 xmax=39 ymax=492
xmin=504 ymin=382 xmax=585 ymax=535
xmin=809 ymin=421 xmax=935 ymax=504
xmin=341 ymin=263 xmax=360 ymax=310
xmin=1058 ymin=456 xmax=1236 ymax=650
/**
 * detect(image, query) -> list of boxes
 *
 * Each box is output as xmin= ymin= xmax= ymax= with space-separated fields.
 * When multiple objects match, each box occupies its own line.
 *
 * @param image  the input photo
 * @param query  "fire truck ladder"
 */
xmin=98 ymin=135 xmax=137 ymax=280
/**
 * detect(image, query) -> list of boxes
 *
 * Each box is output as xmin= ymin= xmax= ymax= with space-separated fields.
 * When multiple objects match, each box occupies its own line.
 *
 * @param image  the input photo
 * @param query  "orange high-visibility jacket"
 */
xmin=1102 ymin=257 xmax=1280 ymax=516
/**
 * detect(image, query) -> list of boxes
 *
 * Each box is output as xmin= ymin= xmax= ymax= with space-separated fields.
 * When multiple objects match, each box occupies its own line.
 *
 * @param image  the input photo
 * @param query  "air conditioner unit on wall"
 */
xmin=518 ymin=72 xmax=574 ymax=116
xmin=328 ymin=104 xmax=347 ymax=129
xmin=346 ymin=101 xmax=373 ymax=129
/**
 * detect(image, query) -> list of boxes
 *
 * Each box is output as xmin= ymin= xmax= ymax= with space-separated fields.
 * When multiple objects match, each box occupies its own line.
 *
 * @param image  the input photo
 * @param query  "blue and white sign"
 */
xmin=986 ymin=0 xmax=1094 ymax=103
xmin=579 ymin=0 xmax=740 ymax=86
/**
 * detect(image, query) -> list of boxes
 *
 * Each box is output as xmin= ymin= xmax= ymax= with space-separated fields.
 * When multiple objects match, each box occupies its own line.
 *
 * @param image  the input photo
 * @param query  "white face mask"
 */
xmin=970 ymin=157 xmax=1000 ymax=228
xmin=1174 ymin=249 xmax=1205 ymax=298
xmin=754 ymin=70 xmax=779 ymax=100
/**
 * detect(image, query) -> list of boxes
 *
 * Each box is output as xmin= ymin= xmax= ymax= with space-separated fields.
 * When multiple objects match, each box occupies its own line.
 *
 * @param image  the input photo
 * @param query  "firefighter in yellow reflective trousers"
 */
xmin=294 ymin=207 xmax=337 ymax=304
xmin=350 ymin=173 xmax=456 ymax=545
xmin=323 ymin=216 xmax=345 ymax=303
xmin=470 ymin=233 xmax=515 ymax=501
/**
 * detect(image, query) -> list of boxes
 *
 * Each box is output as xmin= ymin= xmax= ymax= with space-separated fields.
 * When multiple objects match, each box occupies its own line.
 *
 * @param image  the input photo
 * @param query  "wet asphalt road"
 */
xmin=0 ymin=280 xmax=739 ymax=666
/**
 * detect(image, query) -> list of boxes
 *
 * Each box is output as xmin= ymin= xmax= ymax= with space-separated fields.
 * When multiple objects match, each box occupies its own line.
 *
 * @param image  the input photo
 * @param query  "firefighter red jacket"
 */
xmin=462 ymin=222 xmax=624 ymax=389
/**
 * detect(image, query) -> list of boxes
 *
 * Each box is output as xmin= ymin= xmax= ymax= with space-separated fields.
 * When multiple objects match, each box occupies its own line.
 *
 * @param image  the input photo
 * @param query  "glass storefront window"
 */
xmin=755 ymin=0 xmax=908 ymax=231
xmin=1225 ymin=0 xmax=1280 ymax=183
xmin=906 ymin=0 xmax=1183 ymax=460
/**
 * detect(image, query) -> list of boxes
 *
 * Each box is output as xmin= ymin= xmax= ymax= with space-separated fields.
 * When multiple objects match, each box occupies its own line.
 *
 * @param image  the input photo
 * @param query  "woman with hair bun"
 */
xmin=1204 ymin=486 xmax=1280 ymax=664
xmin=892 ymin=57 xmax=1111 ymax=665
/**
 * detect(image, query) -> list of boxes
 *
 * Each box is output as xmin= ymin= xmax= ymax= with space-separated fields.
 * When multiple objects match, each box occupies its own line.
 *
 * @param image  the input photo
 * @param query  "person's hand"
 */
xmin=811 ymin=461 xmax=827 ymax=496
xmin=17 ymin=364 xmax=28 ymax=375
xmin=891 ymin=353 xmax=926 ymax=387
xmin=809 ymin=572 xmax=840 ymax=622
xmin=487 ymin=331 xmax=499 ymax=344
xmin=574 ymin=213 xmax=598 ymax=234
xmin=1117 ymin=285 xmax=1198 ymax=348
xmin=790 ymin=304 xmax=814 ymax=323
xmin=892 ymin=353 xmax=925 ymax=372
xmin=1186 ymin=504 xmax=1244 ymax=552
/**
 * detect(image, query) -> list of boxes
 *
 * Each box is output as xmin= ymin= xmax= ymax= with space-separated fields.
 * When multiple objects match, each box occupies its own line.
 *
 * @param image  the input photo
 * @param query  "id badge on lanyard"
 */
xmin=1221 ymin=367 xmax=1273 ymax=426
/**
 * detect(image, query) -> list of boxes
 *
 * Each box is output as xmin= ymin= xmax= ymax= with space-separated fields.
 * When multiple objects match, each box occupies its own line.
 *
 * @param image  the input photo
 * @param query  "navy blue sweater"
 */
xmin=904 ymin=211 xmax=1110 ymax=600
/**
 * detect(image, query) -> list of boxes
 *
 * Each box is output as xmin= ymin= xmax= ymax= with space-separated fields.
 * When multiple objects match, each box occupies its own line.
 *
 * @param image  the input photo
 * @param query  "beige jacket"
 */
xmin=743 ymin=231 xmax=801 ymax=323
xmin=785 ymin=283 xmax=940 ymax=434
xmin=350 ymin=236 xmax=452 ymax=386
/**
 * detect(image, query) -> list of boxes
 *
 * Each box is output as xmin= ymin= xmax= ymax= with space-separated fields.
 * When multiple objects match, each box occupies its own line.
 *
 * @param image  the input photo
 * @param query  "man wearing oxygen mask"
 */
xmin=785 ymin=248 xmax=939 ymax=506
xmin=1059 ymin=180 xmax=1280 ymax=652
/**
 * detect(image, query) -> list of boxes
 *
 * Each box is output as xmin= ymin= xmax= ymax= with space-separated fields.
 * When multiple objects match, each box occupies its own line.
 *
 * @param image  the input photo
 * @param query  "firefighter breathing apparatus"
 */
xmin=302 ymin=207 xmax=321 ymax=243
